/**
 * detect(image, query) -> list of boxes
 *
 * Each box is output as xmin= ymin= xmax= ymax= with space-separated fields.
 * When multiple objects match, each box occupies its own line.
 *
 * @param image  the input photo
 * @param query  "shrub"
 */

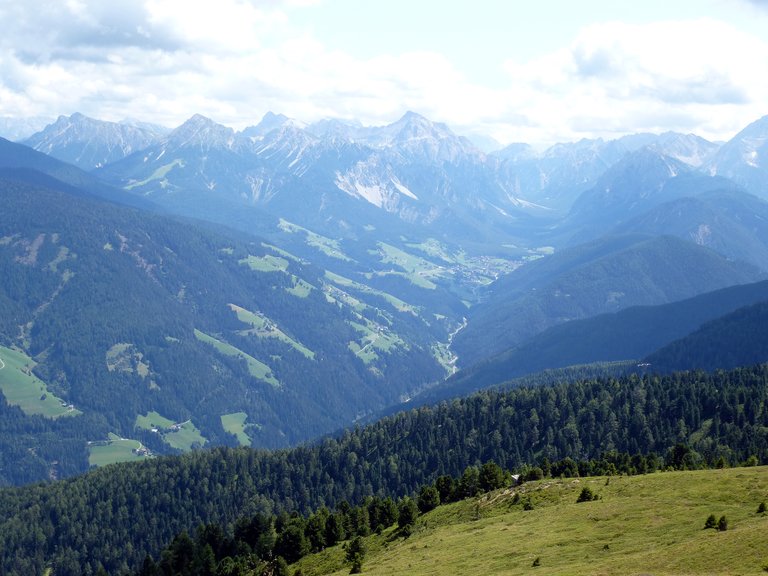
xmin=576 ymin=486 xmax=598 ymax=503
xmin=718 ymin=515 xmax=728 ymax=531
xmin=524 ymin=467 xmax=544 ymax=482
xmin=758 ymin=502 xmax=767 ymax=514
xmin=417 ymin=485 xmax=440 ymax=514
xmin=704 ymin=514 xmax=717 ymax=529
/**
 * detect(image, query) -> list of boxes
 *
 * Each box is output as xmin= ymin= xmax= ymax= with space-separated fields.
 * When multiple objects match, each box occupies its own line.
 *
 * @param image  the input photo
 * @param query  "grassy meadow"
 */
xmin=220 ymin=412 xmax=252 ymax=446
xmin=88 ymin=433 xmax=148 ymax=467
xmin=295 ymin=467 xmax=768 ymax=576
xmin=194 ymin=329 xmax=280 ymax=387
xmin=0 ymin=345 xmax=80 ymax=418
xmin=135 ymin=410 xmax=207 ymax=451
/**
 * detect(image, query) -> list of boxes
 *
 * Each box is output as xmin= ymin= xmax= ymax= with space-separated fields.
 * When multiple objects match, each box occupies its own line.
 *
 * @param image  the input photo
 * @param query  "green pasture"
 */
xmin=296 ymin=467 xmax=768 ymax=576
xmin=347 ymin=321 xmax=405 ymax=364
xmin=229 ymin=304 xmax=315 ymax=359
xmin=286 ymin=275 xmax=314 ymax=298
xmin=324 ymin=271 xmax=417 ymax=314
xmin=220 ymin=412 xmax=252 ymax=447
xmin=88 ymin=433 xmax=147 ymax=467
xmin=125 ymin=159 xmax=183 ymax=190
xmin=0 ymin=345 xmax=80 ymax=418
xmin=194 ymin=329 xmax=280 ymax=387
xmin=164 ymin=420 xmax=206 ymax=451
xmin=278 ymin=218 xmax=352 ymax=261
xmin=239 ymin=254 xmax=289 ymax=273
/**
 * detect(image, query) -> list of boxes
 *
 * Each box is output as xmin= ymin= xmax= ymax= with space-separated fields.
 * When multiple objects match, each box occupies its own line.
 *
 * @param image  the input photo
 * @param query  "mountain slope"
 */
xmin=0 ymin=169 xmax=447 ymax=482
xmin=295 ymin=467 xmax=768 ymax=576
xmin=96 ymin=112 xmax=543 ymax=245
xmin=435 ymin=280 xmax=768 ymax=399
xmin=618 ymin=188 xmax=768 ymax=271
xmin=558 ymin=148 xmax=740 ymax=245
xmin=707 ymin=114 xmax=768 ymax=199
xmin=452 ymin=234 xmax=764 ymax=367
xmin=645 ymin=299 xmax=768 ymax=372
xmin=0 ymin=137 xmax=156 ymax=209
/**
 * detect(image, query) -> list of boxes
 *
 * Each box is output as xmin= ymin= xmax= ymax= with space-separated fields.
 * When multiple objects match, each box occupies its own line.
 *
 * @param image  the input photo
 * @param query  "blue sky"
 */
xmin=1 ymin=0 xmax=767 ymax=145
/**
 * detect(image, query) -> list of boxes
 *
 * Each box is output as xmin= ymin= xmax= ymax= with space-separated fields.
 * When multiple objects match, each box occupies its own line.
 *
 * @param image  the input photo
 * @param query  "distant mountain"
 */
xmin=707 ymin=115 xmax=768 ymax=199
xmin=493 ymin=137 xmax=629 ymax=213
xmin=24 ymin=113 xmax=164 ymax=170
xmin=492 ymin=132 xmax=718 ymax=214
xmin=644 ymin=299 xmax=768 ymax=372
xmin=619 ymin=188 xmax=768 ymax=271
xmin=452 ymin=234 xmax=765 ymax=367
xmin=557 ymin=148 xmax=741 ymax=245
xmin=435 ymin=279 xmax=768 ymax=399
xmin=0 ymin=116 xmax=53 ymax=141
xmin=96 ymin=112 xmax=542 ymax=245
xmin=0 ymin=136 xmax=154 ymax=209
xmin=618 ymin=131 xmax=718 ymax=167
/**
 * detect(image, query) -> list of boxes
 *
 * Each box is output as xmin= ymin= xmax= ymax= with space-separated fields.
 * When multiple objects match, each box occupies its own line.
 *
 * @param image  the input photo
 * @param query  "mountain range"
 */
xmin=2 ymin=109 xmax=768 ymax=488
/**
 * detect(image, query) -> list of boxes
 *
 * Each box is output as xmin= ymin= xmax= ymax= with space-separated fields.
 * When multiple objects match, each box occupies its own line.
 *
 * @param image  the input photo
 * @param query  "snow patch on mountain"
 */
xmin=335 ymin=173 xmax=395 ymax=209
xmin=391 ymin=178 xmax=418 ymax=200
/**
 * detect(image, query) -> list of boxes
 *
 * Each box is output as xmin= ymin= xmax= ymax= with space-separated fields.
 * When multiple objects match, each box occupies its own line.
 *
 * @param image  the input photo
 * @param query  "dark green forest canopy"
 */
xmin=2 ymin=364 xmax=768 ymax=574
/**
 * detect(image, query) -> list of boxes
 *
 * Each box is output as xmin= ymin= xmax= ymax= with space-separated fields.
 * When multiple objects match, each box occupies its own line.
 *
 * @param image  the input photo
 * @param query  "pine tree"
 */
xmin=346 ymin=536 xmax=366 ymax=574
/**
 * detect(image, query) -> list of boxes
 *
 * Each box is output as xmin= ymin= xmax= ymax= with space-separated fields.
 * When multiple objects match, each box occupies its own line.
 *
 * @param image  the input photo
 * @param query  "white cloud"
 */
xmin=0 ymin=1 xmax=767 ymax=145
xmin=500 ymin=18 xmax=768 ymax=143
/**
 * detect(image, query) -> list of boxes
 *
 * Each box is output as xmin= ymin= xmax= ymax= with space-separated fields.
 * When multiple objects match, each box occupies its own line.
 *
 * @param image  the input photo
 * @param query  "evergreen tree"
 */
xmin=417 ymin=485 xmax=440 ymax=513
xmin=397 ymin=497 xmax=418 ymax=530
xmin=346 ymin=536 xmax=366 ymax=574
xmin=478 ymin=461 xmax=506 ymax=491
xmin=457 ymin=466 xmax=480 ymax=499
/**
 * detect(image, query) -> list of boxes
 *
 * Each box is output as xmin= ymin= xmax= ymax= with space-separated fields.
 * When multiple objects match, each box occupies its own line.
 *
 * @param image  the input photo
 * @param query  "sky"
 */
xmin=1 ymin=0 xmax=768 ymax=146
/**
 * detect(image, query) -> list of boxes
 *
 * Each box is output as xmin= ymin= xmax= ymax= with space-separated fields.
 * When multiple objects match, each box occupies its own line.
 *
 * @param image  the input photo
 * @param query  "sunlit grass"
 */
xmin=297 ymin=467 xmax=768 ymax=576
xmin=0 ymin=345 xmax=80 ymax=418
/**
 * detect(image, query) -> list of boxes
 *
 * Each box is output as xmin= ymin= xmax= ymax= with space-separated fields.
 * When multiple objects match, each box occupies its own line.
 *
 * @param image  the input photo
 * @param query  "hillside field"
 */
xmin=296 ymin=466 xmax=768 ymax=576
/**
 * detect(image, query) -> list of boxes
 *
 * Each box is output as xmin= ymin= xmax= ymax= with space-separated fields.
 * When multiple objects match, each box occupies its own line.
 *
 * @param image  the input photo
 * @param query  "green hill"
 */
xmin=297 ymin=467 xmax=768 ymax=576
xmin=645 ymin=299 xmax=768 ymax=372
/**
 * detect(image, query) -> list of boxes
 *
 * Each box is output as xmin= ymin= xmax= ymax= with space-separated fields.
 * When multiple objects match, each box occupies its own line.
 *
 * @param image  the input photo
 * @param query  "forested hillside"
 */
xmin=427 ymin=280 xmax=768 ymax=401
xmin=2 ymin=364 xmax=768 ymax=574
xmin=645 ymin=300 xmax=768 ymax=371
xmin=0 ymin=171 xmax=446 ymax=484
xmin=453 ymin=234 xmax=764 ymax=366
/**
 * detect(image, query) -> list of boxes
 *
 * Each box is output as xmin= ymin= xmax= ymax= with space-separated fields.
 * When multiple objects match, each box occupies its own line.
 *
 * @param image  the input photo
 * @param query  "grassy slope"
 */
xmin=193 ymin=329 xmax=280 ymax=388
xmin=220 ymin=412 xmax=252 ymax=446
xmin=88 ymin=433 xmax=147 ymax=467
xmin=297 ymin=467 xmax=768 ymax=576
xmin=0 ymin=345 xmax=80 ymax=418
